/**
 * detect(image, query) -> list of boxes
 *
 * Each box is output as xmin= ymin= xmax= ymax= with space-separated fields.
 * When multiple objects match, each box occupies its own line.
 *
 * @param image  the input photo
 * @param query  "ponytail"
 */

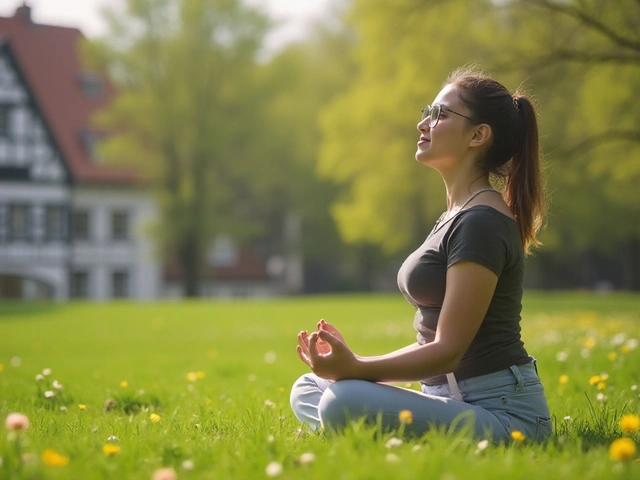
xmin=504 ymin=95 xmax=545 ymax=255
xmin=446 ymin=67 xmax=547 ymax=255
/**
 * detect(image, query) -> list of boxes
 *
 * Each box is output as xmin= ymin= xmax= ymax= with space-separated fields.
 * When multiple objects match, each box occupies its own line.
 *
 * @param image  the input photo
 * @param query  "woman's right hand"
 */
xmin=317 ymin=319 xmax=346 ymax=349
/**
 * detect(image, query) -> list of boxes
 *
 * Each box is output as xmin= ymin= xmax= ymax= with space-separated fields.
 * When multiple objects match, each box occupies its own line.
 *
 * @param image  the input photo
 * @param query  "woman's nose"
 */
xmin=417 ymin=117 xmax=430 ymax=132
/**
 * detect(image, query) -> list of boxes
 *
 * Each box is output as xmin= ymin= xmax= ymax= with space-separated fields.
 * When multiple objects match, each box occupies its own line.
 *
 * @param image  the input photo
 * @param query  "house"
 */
xmin=0 ymin=4 xmax=286 ymax=300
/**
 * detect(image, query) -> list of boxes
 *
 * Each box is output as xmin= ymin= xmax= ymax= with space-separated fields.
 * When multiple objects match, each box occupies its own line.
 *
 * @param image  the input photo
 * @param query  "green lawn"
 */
xmin=1 ymin=291 xmax=639 ymax=479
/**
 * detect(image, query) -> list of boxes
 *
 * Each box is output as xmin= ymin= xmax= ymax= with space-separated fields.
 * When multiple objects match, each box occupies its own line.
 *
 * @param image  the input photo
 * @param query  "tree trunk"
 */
xmin=179 ymin=236 xmax=201 ymax=297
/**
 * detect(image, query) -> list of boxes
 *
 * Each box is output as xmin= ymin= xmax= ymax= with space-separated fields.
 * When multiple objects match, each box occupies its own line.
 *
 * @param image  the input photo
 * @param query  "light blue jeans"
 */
xmin=289 ymin=358 xmax=552 ymax=443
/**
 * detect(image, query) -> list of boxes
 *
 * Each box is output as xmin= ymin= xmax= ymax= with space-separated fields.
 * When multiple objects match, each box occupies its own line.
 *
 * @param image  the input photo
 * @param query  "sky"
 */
xmin=0 ymin=0 xmax=343 ymax=52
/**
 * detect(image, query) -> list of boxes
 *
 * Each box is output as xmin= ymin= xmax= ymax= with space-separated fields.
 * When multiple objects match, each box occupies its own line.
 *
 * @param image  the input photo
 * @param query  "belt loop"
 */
xmin=530 ymin=356 xmax=540 ymax=376
xmin=446 ymin=372 xmax=465 ymax=402
xmin=510 ymin=365 xmax=524 ymax=392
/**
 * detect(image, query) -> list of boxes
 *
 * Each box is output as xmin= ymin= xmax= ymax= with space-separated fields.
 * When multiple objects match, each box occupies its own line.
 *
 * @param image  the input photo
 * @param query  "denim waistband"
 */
xmin=422 ymin=357 xmax=540 ymax=390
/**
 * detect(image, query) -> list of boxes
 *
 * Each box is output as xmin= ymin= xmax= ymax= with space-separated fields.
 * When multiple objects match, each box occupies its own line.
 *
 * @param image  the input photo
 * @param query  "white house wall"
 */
xmin=70 ymin=187 xmax=160 ymax=300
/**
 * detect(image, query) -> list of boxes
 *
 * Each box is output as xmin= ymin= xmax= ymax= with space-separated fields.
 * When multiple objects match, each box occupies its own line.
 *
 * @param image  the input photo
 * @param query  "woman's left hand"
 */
xmin=296 ymin=329 xmax=360 ymax=381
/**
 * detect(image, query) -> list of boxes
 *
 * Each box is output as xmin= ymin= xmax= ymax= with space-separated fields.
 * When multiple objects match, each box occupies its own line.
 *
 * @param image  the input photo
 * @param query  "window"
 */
xmin=80 ymin=130 xmax=103 ymax=163
xmin=45 ymin=205 xmax=66 ymax=241
xmin=112 ymin=271 xmax=129 ymax=298
xmin=78 ymin=72 xmax=103 ymax=97
xmin=8 ymin=204 xmax=29 ymax=240
xmin=0 ymin=106 xmax=9 ymax=136
xmin=69 ymin=271 xmax=89 ymax=298
xmin=111 ymin=210 xmax=129 ymax=241
xmin=72 ymin=210 xmax=90 ymax=241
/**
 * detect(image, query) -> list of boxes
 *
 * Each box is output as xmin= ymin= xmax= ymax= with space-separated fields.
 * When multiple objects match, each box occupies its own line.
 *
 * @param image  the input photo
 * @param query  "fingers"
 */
xmin=298 ymin=331 xmax=310 ymax=357
xmin=308 ymin=331 xmax=320 ymax=359
xmin=296 ymin=345 xmax=312 ymax=368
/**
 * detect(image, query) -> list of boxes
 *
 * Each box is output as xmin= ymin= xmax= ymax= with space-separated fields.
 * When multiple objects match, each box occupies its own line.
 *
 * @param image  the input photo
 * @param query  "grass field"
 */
xmin=1 ymin=291 xmax=640 ymax=479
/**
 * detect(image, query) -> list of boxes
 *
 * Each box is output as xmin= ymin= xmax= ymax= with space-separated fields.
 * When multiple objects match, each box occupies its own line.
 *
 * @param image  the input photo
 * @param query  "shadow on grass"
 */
xmin=0 ymin=300 xmax=61 ymax=318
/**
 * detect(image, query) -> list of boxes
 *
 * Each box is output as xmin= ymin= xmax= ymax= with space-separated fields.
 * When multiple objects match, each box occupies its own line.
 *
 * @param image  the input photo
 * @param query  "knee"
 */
xmin=318 ymin=380 xmax=363 ymax=430
xmin=289 ymin=373 xmax=323 ymax=410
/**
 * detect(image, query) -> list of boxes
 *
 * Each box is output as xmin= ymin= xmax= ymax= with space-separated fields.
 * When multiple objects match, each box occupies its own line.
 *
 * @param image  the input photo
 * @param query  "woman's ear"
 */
xmin=469 ymin=124 xmax=492 ymax=149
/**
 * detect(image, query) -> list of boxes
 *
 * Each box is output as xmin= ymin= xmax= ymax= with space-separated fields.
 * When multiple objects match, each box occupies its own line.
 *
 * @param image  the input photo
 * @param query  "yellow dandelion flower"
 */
xmin=186 ymin=372 xmax=198 ymax=382
xmin=619 ymin=414 xmax=640 ymax=434
xmin=589 ymin=375 xmax=601 ymax=385
xmin=102 ymin=444 xmax=121 ymax=456
xmin=609 ymin=438 xmax=636 ymax=461
xmin=559 ymin=375 xmax=569 ymax=384
xmin=584 ymin=338 xmax=596 ymax=349
xmin=149 ymin=413 xmax=161 ymax=423
xmin=511 ymin=430 xmax=526 ymax=443
xmin=621 ymin=345 xmax=631 ymax=354
xmin=196 ymin=371 xmax=206 ymax=379
xmin=597 ymin=382 xmax=607 ymax=391
xmin=120 ymin=381 xmax=129 ymax=388
xmin=78 ymin=404 xmax=86 ymax=411
xmin=0 ymin=364 xmax=4 ymax=372
xmin=608 ymin=352 xmax=618 ymax=361
xmin=398 ymin=409 xmax=413 ymax=424
xmin=42 ymin=449 xmax=69 ymax=467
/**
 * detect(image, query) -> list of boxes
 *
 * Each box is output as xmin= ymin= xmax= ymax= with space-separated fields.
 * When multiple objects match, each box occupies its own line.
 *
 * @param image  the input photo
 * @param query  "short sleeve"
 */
xmin=445 ymin=209 xmax=511 ymax=276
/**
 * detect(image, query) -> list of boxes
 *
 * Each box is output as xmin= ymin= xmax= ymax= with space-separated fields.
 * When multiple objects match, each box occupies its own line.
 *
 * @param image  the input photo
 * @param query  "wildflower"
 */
xmin=619 ymin=414 xmax=640 ymax=434
xmin=597 ymin=393 xmax=607 ymax=402
xmin=59 ymin=406 xmax=67 ymax=412
xmin=186 ymin=372 xmax=198 ymax=382
xmin=149 ymin=413 xmax=161 ymax=423
xmin=609 ymin=438 xmax=637 ymax=461
xmin=608 ymin=352 xmax=618 ymax=361
xmin=621 ymin=345 xmax=631 ymax=354
xmin=600 ymin=373 xmax=610 ymax=381
xmin=564 ymin=416 xmax=572 ymax=422
xmin=35 ymin=374 xmax=44 ymax=381
xmin=248 ymin=374 xmax=257 ymax=382
xmin=597 ymin=382 xmax=607 ymax=391
xmin=556 ymin=351 xmax=569 ymax=362
xmin=386 ymin=453 xmax=399 ymax=463
xmin=278 ymin=387 xmax=285 ymax=393
xmin=0 ymin=364 xmax=3 ymax=372
xmin=44 ymin=390 xmax=55 ymax=398
xmin=559 ymin=375 xmax=569 ymax=384
xmin=10 ymin=356 xmax=21 ymax=367
xmin=264 ymin=351 xmax=277 ymax=364
xmin=79 ymin=404 xmax=86 ymax=411
xmin=5 ymin=413 xmax=29 ymax=430
xmin=264 ymin=400 xmax=275 ymax=408
xmin=584 ymin=338 xmax=596 ymax=349
xmin=152 ymin=467 xmax=178 ymax=480
xmin=299 ymin=452 xmax=316 ymax=465
xmin=120 ymin=381 xmax=129 ymax=388
xmin=265 ymin=461 xmax=283 ymax=477
xmin=107 ymin=435 xmax=119 ymax=442
xmin=181 ymin=459 xmax=195 ymax=470
xmin=627 ymin=339 xmax=639 ymax=350
xmin=385 ymin=437 xmax=403 ymax=449
xmin=42 ymin=368 xmax=52 ymax=376
xmin=42 ymin=449 xmax=69 ymax=467
xmin=267 ymin=435 xmax=275 ymax=443
xmin=511 ymin=430 xmax=526 ymax=443
xmin=474 ymin=439 xmax=489 ymax=455
xmin=102 ymin=444 xmax=121 ymax=456
xmin=632 ymin=385 xmax=638 ymax=392
xmin=196 ymin=371 xmax=206 ymax=379
xmin=589 ymin=375 xmax=601 ymax=385
xmin=411 ymin=445 xmax=422 ymax=452
xmin=399 ymin=409 xmax=413 ymax=424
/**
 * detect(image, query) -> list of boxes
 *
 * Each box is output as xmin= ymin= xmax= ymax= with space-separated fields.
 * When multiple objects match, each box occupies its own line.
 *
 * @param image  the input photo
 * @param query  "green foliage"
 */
xmin=1 ymin=293 xmax=640 ymax=478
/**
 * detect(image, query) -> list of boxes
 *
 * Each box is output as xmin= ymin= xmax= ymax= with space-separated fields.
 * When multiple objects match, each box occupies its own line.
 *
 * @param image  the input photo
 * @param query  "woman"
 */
xmin=290 ymin=67 xmax=552 ymax=443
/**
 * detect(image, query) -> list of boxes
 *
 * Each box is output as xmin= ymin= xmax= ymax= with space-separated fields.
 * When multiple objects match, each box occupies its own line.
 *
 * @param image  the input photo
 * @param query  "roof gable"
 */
xmin=0 ymin=7 xmax=139 ymax=185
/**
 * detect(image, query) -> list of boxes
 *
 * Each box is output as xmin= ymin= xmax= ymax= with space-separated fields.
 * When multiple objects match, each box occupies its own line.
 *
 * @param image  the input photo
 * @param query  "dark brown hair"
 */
xmin=446 ymin=67 xmax=545 ymax=255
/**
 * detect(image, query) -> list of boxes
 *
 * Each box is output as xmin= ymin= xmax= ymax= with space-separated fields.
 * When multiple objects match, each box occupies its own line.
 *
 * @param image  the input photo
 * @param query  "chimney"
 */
xmin=15 ymin=3 xmax=33 ymax=25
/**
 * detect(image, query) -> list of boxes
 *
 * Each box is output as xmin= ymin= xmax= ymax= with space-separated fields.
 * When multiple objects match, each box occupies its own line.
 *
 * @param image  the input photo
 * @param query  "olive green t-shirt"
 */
xmin=397 ymin=205 xmax=530 ymax=385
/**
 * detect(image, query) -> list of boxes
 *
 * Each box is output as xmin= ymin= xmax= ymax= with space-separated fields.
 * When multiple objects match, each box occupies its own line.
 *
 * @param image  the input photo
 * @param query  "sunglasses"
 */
xmin=421 ymin=104 xmax=472 ymax=128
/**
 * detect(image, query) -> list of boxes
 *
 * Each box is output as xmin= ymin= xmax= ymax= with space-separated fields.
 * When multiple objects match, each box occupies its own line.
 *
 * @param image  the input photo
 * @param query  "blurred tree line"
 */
xmin=86 ymin=0 xmax=640 ymax=295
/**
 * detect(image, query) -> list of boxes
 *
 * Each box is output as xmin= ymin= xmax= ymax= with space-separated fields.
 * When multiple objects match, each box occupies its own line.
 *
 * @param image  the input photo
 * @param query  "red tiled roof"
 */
xmin=0 ymin=6 xmax=139 ymax=185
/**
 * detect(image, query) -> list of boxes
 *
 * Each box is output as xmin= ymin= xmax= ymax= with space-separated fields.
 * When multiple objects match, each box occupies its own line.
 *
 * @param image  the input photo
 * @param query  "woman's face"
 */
xmin=415 ymin=84 xmax=474 ymax=170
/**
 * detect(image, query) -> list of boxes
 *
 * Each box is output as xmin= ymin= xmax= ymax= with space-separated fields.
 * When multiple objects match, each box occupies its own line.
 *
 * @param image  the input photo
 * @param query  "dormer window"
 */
xmin=80 ymin=130 xmax=103 ymax=163
xmin=78 ymin=72 xmax=102 ymax=97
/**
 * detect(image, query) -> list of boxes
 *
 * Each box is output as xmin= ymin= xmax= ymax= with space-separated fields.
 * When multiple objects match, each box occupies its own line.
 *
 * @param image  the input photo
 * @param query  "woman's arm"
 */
xmin=298 ymin=261 xmax=498 ymax=382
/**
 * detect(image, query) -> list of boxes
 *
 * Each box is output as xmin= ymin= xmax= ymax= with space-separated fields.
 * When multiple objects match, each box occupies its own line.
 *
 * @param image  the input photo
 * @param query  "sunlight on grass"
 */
xmin=1 ymin=292 xmax=639 ymax=479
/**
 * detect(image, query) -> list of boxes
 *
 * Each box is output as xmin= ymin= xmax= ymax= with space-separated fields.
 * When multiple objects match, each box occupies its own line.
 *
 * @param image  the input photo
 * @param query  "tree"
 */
xmin=85 ymin=0 xmax=269 ymax=296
